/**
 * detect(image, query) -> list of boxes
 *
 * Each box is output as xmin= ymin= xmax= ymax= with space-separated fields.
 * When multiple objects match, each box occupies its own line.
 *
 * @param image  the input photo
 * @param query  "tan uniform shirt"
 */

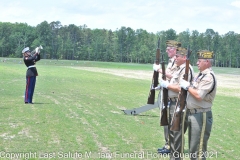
xmin=166 ymin=57 xmax=177 ymax=76
xmin=168 ymin=63 xmax=194 ymax=98
xmin=187 ymin=68 xmax=217 ymax=109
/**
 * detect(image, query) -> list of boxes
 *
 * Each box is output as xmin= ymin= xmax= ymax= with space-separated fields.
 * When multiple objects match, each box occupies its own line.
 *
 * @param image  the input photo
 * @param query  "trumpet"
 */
xmin=31 ymin=45 xmax=43 ymax=55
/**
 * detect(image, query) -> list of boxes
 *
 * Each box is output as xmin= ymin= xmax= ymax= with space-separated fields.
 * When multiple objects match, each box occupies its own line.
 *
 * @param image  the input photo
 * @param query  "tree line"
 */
xmin=0 ymin=21 xmax=240 ymax=68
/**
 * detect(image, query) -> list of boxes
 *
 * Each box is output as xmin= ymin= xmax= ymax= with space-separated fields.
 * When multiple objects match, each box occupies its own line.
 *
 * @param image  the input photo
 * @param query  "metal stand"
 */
xmin=122 ymin=90 xmax=162 ymax=115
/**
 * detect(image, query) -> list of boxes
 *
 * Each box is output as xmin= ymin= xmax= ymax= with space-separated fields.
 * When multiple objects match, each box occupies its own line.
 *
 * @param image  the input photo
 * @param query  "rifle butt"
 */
xmin=170 ymin=112 xmax=181 ymax=131
xmin=147 ymin=90 xmax=155 ymax=104
xmin=160 ymin=108 xmax=168 ymax=126
xmin=147 ymin=71 xmax=158 ymax=104
xmin=160 ymin=88 xmax=168 ymax=126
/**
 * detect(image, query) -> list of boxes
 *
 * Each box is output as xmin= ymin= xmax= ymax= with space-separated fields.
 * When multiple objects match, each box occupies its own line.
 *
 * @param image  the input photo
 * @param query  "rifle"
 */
xmin=147 ymin=38 xmax=160 ymax=104
xmin=170 ymin=46 xmax=191 ymax=131
xmin=160 ymin=54 xmax=169 ymax=126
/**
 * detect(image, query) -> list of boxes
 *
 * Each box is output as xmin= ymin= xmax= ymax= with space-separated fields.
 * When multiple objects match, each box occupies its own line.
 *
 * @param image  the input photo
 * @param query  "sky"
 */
xmin=1 ymin=0 xmax=240 ymax=35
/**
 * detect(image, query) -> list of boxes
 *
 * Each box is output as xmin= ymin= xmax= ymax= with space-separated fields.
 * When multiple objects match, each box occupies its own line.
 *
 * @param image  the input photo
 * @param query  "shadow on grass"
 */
xmin=30 ymin=102 xmax=54 ymax=105
xmin=0 ymin=107 xmax=10 ymax=109
xmin=138 ymin=114 xmax=159 ymax=117
xmin=123 ymin=114 xmax=159 ymax=118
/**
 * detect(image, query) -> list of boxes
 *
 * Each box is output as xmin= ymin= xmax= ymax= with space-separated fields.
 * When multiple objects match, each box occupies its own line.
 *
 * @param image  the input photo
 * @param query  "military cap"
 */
xmin=176 ymin=47 xmax=188 ymax=56
xmin=166 ymin=40 xmax=181 ymax=48
xmin=197 ymin=50 xmax=214 ymax=59
xmin=22 ymin=47 xmax=30 ymax=53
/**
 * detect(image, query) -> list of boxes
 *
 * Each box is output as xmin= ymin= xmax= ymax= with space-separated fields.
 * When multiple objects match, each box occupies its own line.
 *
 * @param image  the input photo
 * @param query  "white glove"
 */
xmin=160 ymin=80 xmax=169 ymax=89
xmin=153 ymin=64 xmax=160 ymax=72
xmin=180 ymin=80 xmax=190 ymax=90
xmin=154 ymin=86 xmax=161 ymax=90
xmin=35 ymin=47 xmax=39 ymax=53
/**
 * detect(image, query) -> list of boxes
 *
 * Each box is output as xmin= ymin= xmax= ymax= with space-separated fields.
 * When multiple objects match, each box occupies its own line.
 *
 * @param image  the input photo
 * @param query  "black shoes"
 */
xmin=157 ymin=146 xmax=171 ymax=154
xmin=157 ymin=146 xmax=165 ymax=152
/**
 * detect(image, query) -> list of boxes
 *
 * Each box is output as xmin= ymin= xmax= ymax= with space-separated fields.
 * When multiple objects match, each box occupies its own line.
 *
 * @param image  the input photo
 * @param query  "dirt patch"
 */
xmin=72 ymin=67 xmax=152 ymax=80
xmin=71 ymin=67 xmax=240 ymax=97
xmin=216 ymin=74 xmax=240 ymax=97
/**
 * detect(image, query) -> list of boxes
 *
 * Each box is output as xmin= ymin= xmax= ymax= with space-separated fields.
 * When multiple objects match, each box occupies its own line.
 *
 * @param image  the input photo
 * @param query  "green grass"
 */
xmin=0 ymin=58 xmax=240 ymax=160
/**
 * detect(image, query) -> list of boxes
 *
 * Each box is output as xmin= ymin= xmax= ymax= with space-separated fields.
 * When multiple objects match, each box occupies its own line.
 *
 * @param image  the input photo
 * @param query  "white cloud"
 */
xmin=231 ymin=0 xmax=240 ymax=8
xmin=0 ymin=0 xmax=240 ymax=34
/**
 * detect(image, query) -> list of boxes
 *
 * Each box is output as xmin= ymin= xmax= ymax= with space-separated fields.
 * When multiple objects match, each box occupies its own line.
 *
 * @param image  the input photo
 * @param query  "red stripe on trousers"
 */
xmin=25 ymin=77 xmax=30 ymax=102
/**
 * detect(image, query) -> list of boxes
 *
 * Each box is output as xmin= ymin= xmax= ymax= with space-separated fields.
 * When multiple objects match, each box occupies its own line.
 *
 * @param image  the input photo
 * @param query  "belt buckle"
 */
xmin=189 ymin=108 xmax=197 ymax=114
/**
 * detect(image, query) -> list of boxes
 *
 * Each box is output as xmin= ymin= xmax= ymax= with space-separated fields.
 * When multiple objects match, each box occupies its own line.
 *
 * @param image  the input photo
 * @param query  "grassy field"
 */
xmin=0 ymin=58 xmax=240 ymax=160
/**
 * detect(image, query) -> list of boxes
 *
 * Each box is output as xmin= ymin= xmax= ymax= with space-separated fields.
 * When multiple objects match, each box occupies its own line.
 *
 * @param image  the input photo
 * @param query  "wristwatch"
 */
xmin=186 ymin=86 xmax=190 ymax=91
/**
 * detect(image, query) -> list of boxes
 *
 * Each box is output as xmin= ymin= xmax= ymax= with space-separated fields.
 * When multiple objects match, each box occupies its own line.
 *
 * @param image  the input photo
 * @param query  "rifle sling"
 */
xmin=179 ymin=67 xmax=193 ymax=82
xmin=171 ymin=59 xmax=175 ymax=68
xmin=199 ymin=73 xmax=216 ymax=94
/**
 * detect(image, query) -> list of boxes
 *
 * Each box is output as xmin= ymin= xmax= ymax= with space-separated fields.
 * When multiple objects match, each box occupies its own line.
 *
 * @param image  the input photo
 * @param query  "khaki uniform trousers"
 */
xmin=188 ymin=110 xmax=213 ymax=160
xmin=168 ymin=98 xmax=188 ymax=160
xmin=163 ymin=101 xmax=170 ymax=148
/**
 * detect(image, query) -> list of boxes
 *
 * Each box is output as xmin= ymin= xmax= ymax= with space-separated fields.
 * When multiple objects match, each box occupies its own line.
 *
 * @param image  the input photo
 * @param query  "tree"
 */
xmin=36 ymin=21 xmax=52 ymax=58
xmin=0 ymin=37 xmax=5 ymax=57
xmin=212 ymin=32 xmax=221 ymax=67
xmin=50 ymin=21 xmax=62 ymax=59
xmin=178 ymin=29 xmax=190 ymax=47
xmin=204 ymin=29 xmax=215 ymax=50
xmin=190 ymin=30 xmax=200 ymax=65
xmin=165 ymin=29 xmax=177 ymax=41
xmin=0 ymin=21 xmax=240 ymax=68
xmin=223 ymin=31 xmax=237 ymax=67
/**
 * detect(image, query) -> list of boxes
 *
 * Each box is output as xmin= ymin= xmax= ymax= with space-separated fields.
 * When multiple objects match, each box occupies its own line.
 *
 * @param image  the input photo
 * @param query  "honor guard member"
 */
xmin=180 ymin=50 xmax=217 ymax=160
xmin=165 ymin=40 xmax=181 ymax=80
xmin=156 ymin=40 xmax=182 ymax=79
xmin=22 ymin=46 xmax=41 ymax=104
xmin=153 ymin=40 xmax=181 ymax=154
xmin=160 ymin=47 xmax=194 ymax=159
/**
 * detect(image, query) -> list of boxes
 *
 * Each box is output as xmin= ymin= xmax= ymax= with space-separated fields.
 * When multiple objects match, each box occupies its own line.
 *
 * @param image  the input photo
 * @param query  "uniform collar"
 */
xmin=177 ymin=63 xmax=186 ymax=70
xmin=201 ymin=68 xmax=211 ymax=75
xmin=169 ymin=57 xmax=175 ymax=63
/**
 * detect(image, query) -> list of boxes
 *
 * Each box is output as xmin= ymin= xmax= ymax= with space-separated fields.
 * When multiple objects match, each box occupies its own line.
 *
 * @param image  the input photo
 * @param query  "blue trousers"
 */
xmin=25 ymin=76 xmax=36 ymax=103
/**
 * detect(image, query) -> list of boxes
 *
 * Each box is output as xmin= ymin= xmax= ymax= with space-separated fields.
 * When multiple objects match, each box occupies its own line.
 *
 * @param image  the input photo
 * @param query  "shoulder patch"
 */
xmin=202 ymin=76 xmax=212 ymax=82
